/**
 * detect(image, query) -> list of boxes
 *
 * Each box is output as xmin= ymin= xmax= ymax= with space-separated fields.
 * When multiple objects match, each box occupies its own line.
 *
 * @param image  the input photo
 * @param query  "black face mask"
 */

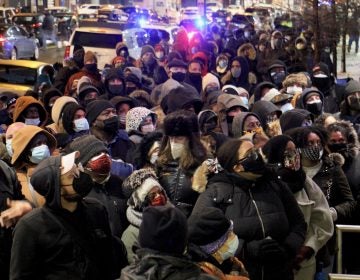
xmin=271 ymin=72 xmax=286 ymax=87
xmin=328 ymin=143 xmax=348 ymax=153
xmin=312 ymin=77 xmax=331 ymax=92
xmin=84 ymin=63 xmax=97 ymax=73
xmin=72 ymin=171 xmax=94 ymax=198
xmin=226 ymin=115 xmax=234 ymax=124
xmin=239 ymin=149 xmax=265 ymax=174
xmin=102 ymin=116 xmax=120 ymax=133
xmin=349 ymin=96 xmax=360 ymax=111
xmin=126 ymin=87 xmax=137 ymax=95
xmin=172 ymin=72 xmax=186 ymax=82
xmin=108 ymin=84 xmax=124 ymax=97
xmin=305 ymin=101 xmax=323 ymax=115
xmin=188 ymin=72 xmax=202 ymax=83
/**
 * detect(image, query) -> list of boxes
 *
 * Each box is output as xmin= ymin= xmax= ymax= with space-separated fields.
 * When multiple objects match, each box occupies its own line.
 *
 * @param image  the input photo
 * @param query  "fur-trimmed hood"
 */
xmin=237 ymin=43 xmax=257 ymax=61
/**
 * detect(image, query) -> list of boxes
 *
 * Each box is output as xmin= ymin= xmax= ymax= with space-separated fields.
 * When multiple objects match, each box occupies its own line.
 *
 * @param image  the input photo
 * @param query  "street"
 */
xmin=38 ymin=45 xmax=66 ymax=65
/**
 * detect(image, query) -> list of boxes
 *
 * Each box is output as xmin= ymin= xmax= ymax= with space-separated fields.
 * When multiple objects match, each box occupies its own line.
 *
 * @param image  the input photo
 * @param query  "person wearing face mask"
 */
xmin=11 ymin=125 xmax=57 ymax=207
xmin=133 ymin=131 xmax=163 ymax=170
xmin=167 ymin=58 xmax=188 ymax=83
xmin=340 ymin=80 xmax=360 ymax=134
xmin=279 ymin=109 xmax=314 ymax=133
xmin=78 ymin=82 xmax=100 ymax=108
xmin=263 ymin=135 xmax=333 ymax=280
xmin=222 ymin=85 xmax=250 ymax=109
xmin=125 ymin=107 xmax=157 ymax=164
xmin=110 ymin=96 xmax=138 ymax=130
xmin=86 ymin=100 xmax=132 ymax=162
xmin=41 ymin=87 xmax=62 ymax=119
xmin=261 ymin=87 xmax=294 ymax=113
xmin=311 ymin=63 xmax=340 ymax=113
xmin=237 ymin=43 xmax=258 ymax=84
xmin=64 ymin=51 xmax=102 ymax=96
xmin=293 ymin=37 xmax=312 ymax=72
xmin=13 ymin=96 xmax=48 ymax=127
xmin=286 ymin=126 xmax=355 ymax=277
xmin=297 ymin=88 xmax=324 ymax=118
xmin=191 ymin=139 xmax=306 ymax=280
xmin=125 ymin=73 xmax=143 ymax=96
xmin=188 ymin=207 xmax=249 ymax=280
xmin=4 ymin=122 xmax=26 ymax=164
xmin=10 ymin=151 xmax=125 ymax=280
xmin=268 ymin=61 xmax=287 ymax=89
xmin=221 ymin=56 xmax=250 ymax=90
xmin=156 ymin=110 xmax=207 ymax=217
xmin=184 ymin=59 xmax=203 ymax=94
xmin=112 ymin=42 xmax=136 ymax=69
xmin=282 ymin=72 xmax=308 ymax=96
xmin=99 ymin=67 xmax=126 ymax=100
xmin=121 ymin=168 xmax=171 ymax=264
xmin=136 ymin=45 xmax=159 ymax=82
xmin=215 ymin=54 xmax=229 ymax=79
xmin=65 ymin=135 xmax=130 ymax=254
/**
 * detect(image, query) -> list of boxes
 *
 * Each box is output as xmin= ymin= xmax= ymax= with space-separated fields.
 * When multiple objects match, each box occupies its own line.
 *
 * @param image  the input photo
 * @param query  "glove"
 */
xmin=293 ymin=246 xmax=315 ymax=270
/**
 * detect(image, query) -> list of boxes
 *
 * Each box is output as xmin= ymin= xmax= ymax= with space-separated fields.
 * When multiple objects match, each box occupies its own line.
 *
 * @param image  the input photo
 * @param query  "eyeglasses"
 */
xmin=146 ymin=189 xmax=164 ymax=201
xmin=236 ymin=148 xmax=258 ymax=164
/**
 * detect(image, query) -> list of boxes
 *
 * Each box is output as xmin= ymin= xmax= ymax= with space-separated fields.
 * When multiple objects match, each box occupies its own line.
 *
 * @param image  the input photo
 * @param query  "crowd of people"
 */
xmin=0 ymin=23 xmax=360 ymax=280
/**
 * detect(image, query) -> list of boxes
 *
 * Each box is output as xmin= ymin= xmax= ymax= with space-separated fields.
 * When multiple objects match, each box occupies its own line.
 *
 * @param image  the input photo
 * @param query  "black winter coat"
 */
xmin=157 ymin=160 xmax=199 ymax=217
xmin=10 ymin=199 xmax=121 ymax=280
xmin=191 ymin=172 xmax=306 ymax=280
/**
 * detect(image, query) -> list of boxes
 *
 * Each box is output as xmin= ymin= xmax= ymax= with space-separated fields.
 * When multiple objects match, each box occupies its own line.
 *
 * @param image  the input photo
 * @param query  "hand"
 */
xmin=293 ymin=246 xmax=315 ymax=270
xmin=246 ymin=238 xmax=287 ymax=262
xmin=0 ymin=199 xmax=32 ymax=228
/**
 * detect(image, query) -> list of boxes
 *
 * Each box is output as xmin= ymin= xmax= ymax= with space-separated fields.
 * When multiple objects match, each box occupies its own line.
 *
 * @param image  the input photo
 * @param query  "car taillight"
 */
xmin=0 ymin=35 xmax=6 ymax=46
xmin=31 ymin=23 xmax=42 ymax=28
xmin=64 ymin=45 xmax=70 ymax=59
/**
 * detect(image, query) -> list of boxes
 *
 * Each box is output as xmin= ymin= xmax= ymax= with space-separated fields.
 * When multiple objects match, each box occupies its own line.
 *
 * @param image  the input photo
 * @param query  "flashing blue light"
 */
xmin=139 ymin=18 xmax=147 ymax=27
xmin=196 ymin=18 xmax=205 ymax=28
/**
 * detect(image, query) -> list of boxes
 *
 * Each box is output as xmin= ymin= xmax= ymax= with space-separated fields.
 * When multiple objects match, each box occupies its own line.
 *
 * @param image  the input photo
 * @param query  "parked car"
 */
xmin=45 ymin=6 xmax=70 ymax=15
xmin=211 ymin=9 xmax=231 ymax=28
xmin=142 ymin=24 xmax=179 ymax=45
xmin=77 ymin=4 xmax=102 ymax=15
xmin=0 ymin=59 xmax=53 ymax=95
xmin=53 ymin=12 xmax=77 ymax=41
xmin=228 ymin=13 xmax=255 ymax=30
xmin=12 ymin=13 xmax=45 ymax=46
xmin=97 ymin=5 xmax=129 ymax=22
xmin=0 ymin=7 xmax=16 ymax=23
xmin=0 ymin=24 xmax=39 ymax=60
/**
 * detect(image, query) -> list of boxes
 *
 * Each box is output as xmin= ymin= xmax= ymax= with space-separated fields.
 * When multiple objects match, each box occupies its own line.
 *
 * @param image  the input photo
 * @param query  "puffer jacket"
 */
xmin=191 ymin=172 xmax=306 ymax=280
xmin=120 ymin=248 xmax=216 ymax=280
xmin=157 ymin=161 xmax=199 ymax=217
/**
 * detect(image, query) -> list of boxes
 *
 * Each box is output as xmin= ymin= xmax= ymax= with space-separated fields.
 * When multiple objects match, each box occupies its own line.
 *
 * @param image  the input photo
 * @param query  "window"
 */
xmin=0 ymin=65 xmax=37 ymax=85
xmin=72 ymin=31 xmax=122 ymax=48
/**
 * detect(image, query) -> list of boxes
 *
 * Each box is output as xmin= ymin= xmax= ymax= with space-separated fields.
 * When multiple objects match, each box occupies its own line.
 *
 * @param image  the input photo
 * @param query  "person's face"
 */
xmin=169 ymin=136 xmax=188 ymax=144
xmin=270 ymin=67 xmax=285 ymax=75
xmin=329 ymin=131 xmax=346 ymax=144
xmin=24 ymin=106 xmax=39 ymax=119
xmin=142 ymin=52 xmax=154 ymax=61
xmin=28 ymin=133 xmax=48 ymax=149
xmin=96 ymin=107 xmax=117 ymax=122
xmin=306 ymin=132 xmax=321 ymax=147
xmin=347 ymin=92 xmax=360 ymax=104
xmin=85 ymin=91 xmax=98 ymax=101
xmin=146 ymin=186 xmax=167 ymax=206
xmin=188 ymin=62 xmax=202 ymax=74
xmin=306 ymin=94 xmax=321 ymax=104
xmin=227 ymin=107 xmax=242 ymax=117
xmin=244 ymin=116 xmax=261 ymax=132
xmin=141 ymin=116 xmax=153 ymax=126
xmin=74 ymin=109 xmax=85 ymax=120
xmin=234 ymin=141 xmax=254 ymax=172
xmin=126 ymin=81 xmax=137 ymax=88
xmin=109 ymin=78 xmax=123 ymax=86
xmin=231 ymin=61 xmax=241 ymax=70
xmin=170 ymin=67 xmax=186 ymax=74
xmin=117 ymin=103 xmax=131 ymax=115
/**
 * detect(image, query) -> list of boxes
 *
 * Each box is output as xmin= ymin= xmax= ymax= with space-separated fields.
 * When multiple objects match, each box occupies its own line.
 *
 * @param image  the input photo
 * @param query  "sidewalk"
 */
xmin=337 ymin=44 xmax=360 ymax=82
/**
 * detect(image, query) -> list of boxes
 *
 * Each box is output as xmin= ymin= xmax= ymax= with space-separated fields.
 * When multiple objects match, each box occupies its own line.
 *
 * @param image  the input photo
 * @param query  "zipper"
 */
xmin=249 ymin=185 xmax=266 ymax=280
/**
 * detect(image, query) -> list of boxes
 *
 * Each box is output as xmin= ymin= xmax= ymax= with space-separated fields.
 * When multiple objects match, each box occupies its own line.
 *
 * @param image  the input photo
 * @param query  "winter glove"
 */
xmin=293 ymin=246 xmax=315 ymax=270
xmin=246 ymin=238 xmax=287 ymax=262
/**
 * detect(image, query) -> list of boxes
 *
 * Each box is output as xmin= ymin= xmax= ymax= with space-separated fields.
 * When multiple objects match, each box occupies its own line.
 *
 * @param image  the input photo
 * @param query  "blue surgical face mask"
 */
xmin=6 ymin=139 xmax=13 ymax=157
xmin=25 ymin=118 xmax=40 ymax=126
xmin=240 ymin=96 xmax=249 ymax=108
xmin=29 ymin=144 xmax=50 ymax=164
xmin=73 ymin=118 xmax=89 ymax=132
xmin=280 ymin=102 xmax=293 ymax=113
xmin=218 ymin=234 xmax=239 ymax=261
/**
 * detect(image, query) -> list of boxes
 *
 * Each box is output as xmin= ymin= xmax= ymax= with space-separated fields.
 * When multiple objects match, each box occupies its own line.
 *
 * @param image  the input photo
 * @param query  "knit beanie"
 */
xmin=125 ymin=107 xmax=157 ymax=133
xmin=66 ymin=135 xmax=108 ymax=166
xmin=188 ymin=207 xmax=232 ymax=254
xmin=62 ymin=103 xmax=85 ymax=134
xmin=84 ymin=51 xmax=97 ymax=64
xmin=86 ymin=100 xmax=114 ymax=126
xmin=51 ymin=96 xmax=78 ymax=125
xmin=13 ymin=96 xmax=47 ymax=123
xmin=139 ymin=206 xmax=188 ymax=255
xmin=262 ymin=134 xmax=293 ymax=164
xmin=345 ymin=80 xmax=360 ymax=98
xmin=163 ymin=110 xmax=199 ymax=137
xmin=202 ymin=73 xmax=220 ymax=92
xmin=11 ymin=125 xmax=57 ymax=165
xmin=78 ymin=83 xmax=100 ymax=101
xmin=141 ymin=45 xmax=155 ymax=58
xmin=122 ymin=168 xmax=161 ymax=205
xmin=279 ymin=109 xmax=313 ymax=133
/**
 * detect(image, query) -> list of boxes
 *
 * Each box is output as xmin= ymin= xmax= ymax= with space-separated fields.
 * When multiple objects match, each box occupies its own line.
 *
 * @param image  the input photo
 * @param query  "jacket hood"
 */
xmin=42 ymin=87 xmax=62 ymax=107
xmin=298 ymin=87 xmax=324 ymax=109
xmin=13 ymin=96 xmax=47 ymax=125
xmin=217 ymin=93 xmax=247 ymax=112
xmin=51 ymin=96 xmax=78 ymax=125
xmin=253 ymin=81 xmax=276 ymax=102
xmin=237 ymin=43 xmax=257 ymax=60
xmin=232 ymin=112 xmax=260 ymax=138
xmin=231 ymin=56 xmax=250 ymax=84
xmin=126 ymin=107 xmax=157 ymax=133
xmin=129 ymin=90 xmax=154 ymax=108
xmin=30 ymin=154 xmax=62 ymax=210
xmin=279 ymin=109 xmax=313 ymax=133
xmin=251 ymin=100 xmax=282 ymax=128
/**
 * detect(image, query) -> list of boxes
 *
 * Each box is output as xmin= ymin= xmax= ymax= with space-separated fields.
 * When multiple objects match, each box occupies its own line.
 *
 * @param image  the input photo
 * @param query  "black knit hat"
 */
xmin=262 ymin=135 xmax=293 ymax=164
xmin=188 ymin=207 xmax=231 ymax=246
xmin=66 ymin=135 xmax=108 ymax=166
xmin=163 ymin=110 xmax=200 ymax=137
xmin=168 ymin=58 xmax=187 ymax=69
xmin=62 ymin=102 xmax=84 ymax=134
xmin=279 ymin=109 xmax=313 ymax=133
xmin=86 ymin=100 xmax=114 ymax=126
xmin=78 ymin=83 xmax=100 ymax=101
xmin=139 ymin=206 xmax=188 ymax=255
xmin=141 ymin=45 xmax=155 ymax=57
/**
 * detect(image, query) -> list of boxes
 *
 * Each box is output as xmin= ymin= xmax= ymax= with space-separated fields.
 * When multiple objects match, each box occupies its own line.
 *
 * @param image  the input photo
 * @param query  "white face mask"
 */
xmin=29 ymin=144 xmax=50 ymax=164
xmin=218 ymin=234 xmax=239 ymax=261
xmin=280 ymin=102 xmax=294 ymax=113
xmin=240 ymin=96 xmax=249 ymax=107
xmin=286 ymin=86 xmax=303 ymax=95
xmin=6 ymin=139 xmax=13 ymax=157
xmin=25 ymin=118 xmax=40 ymax=126
xmin=73 ymin=118 xmax=89 ymax=132
xmin=313 ymin=73 xmax=327 ymax=78
xmin=150 ymin=152 xmax=158 ymax=165
xmin=170 ymin=142 xmax=185 ymax=160
xmin=141 ymin=123 xmax=155 ymax=134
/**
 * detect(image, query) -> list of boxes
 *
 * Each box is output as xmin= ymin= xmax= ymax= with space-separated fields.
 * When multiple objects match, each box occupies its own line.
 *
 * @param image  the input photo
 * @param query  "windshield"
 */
xmin=72 ymin=31 xmax=122 ymax=48
xmin=0 ymin=65 xmax=37 ymax=85
xmin=13 ymin=16 xmax=40 ymax=24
